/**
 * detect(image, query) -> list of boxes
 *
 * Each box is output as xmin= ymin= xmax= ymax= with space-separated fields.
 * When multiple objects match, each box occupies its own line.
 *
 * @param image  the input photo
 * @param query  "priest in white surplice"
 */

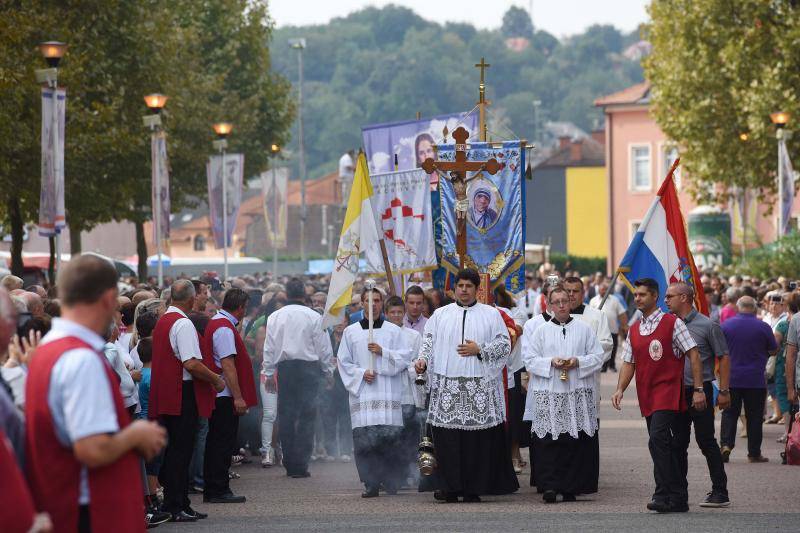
xmin=414 ymin=269 xmax=519 ymax=503
xmin=523 ymin=286 xmax=604 ymax=503
xmin=338 ymin=287 xmax=410 ymax=498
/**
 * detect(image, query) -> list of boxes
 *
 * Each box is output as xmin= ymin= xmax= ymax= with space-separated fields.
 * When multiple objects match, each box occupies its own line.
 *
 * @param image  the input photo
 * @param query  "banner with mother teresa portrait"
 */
xmin=437 ymin=141 xmax=526 ymax=293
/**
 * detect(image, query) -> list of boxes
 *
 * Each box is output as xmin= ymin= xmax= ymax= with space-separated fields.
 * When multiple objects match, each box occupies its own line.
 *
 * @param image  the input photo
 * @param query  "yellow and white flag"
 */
xmin=322 ymin=152 xmax=380 ymax=329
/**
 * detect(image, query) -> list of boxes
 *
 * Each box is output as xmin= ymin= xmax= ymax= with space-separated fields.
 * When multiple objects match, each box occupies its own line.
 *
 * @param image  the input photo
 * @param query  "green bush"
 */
xmin=544 ymin=253 xmax=607 ymax=276
xmin=722 ymin=232 xmax=800 ymax=280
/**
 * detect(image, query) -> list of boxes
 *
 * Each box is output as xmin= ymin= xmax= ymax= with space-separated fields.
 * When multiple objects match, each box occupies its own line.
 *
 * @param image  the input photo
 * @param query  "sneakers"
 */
xmin=146 ymin=509 xmax=171 ymax=527
xmin=261 ymin=449 xmax=275 ymax=468
xmin=699 ymin=492 xmax=730 ymax=508
xmin=720 ymin=446 xmax=732 ymax=463
xmin=340 ymin=454 xmax=352 ymax=463
xmin=747 ymin=455 xmax=769 ymax=463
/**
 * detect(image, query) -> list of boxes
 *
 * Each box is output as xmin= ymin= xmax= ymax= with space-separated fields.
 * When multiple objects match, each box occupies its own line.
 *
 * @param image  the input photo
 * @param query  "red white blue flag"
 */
xmin=617 ymin=159 xmax=708 ymax=315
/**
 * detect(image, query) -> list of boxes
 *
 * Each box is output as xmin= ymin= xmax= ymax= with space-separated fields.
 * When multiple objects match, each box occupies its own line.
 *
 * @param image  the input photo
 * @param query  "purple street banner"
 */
xmin=260 ymin=167 xmax=289 ymax=248
xmin=361 ymin=112 xmax=479 ymax=184
xmin=151 ymin=130 xmax=171 ymax=242
xmin=39 ymin=87 xmax=66 ymax=237
xmin=207 ymin=153 xmax=244 ymax=249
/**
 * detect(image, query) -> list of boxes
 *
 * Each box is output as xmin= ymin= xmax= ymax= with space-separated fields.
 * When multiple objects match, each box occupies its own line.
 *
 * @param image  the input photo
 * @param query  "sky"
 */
xmin=270 ymin=0 xmax=650 ymax=38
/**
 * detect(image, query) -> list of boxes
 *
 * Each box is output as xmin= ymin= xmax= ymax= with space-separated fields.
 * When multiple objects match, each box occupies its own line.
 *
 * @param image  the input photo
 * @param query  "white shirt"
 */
xmin=337 ymin=320 xmax=409 ymax=429
xmin=166 ymin=306 xmax=203 ymax=380
xmin=589 ymin=293 xmax=627 ymax=335
xmin=522 ymin=317 xmax=604 ymax=439
xmin=103 ymin=343 xmax=137 ymax=409
xmin=398 ymin=326 xmax=424 ymax=407
xmin=42 ymin=318 xmax=119 ymax=505
xmin=262 ymin=304 xmax=334 ymax=377
xmin=338 ymin=152 xmax=354 ymax=179
xmin=516 ymin=288 xmax=541 ymax=318
xmin=211 ymin=309 xmax=238 ymax=398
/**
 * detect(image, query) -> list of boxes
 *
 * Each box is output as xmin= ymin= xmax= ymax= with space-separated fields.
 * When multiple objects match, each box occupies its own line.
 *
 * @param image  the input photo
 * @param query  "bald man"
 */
xmin=719 ymin=295 xmax=777 ymax=464
xmin=665 ymin=282 xmax=730 ymax=507
xmin=1 ymin=275 xmax=23 ymax=292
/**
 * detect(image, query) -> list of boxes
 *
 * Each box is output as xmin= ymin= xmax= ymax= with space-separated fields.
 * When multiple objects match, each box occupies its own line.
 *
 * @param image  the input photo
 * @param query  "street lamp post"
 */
xmin=36 ymin=41 xmax=67 ymax=276
xmin=213 ymin=122 xmax=233 ymax=281
xmin=270 ymin=143 xmax=280 ymax=276
xmin=289 ymin=38 xmax=307 ymax=264
xmin=771 ymin=111 xmax=791 ymax=240
xmin=143 ymin=93 xmax=168 ymax=287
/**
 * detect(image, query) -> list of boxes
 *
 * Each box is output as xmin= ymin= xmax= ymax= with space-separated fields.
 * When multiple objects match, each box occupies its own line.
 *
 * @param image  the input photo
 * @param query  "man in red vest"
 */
xmin=611 ymin=277 xmax=704 ymax=513
xmin=150 ymin=279 xmax=224 ymax=522
xmin=25 ymin=254 xmax=166 ymax=533
xmin=201 ymin=287 xmax=258 ymax=503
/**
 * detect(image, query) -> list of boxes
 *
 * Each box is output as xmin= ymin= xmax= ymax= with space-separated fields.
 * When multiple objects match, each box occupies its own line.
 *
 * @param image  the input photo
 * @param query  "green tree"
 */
xmin=644 ymin=0 xmax=800 ymax=203
xmin=501 ymin=6 xmax=534 ymax=39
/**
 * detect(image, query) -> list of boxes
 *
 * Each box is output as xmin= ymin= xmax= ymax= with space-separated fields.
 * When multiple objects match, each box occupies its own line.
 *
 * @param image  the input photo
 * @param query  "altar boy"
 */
xmin=337 ymin=287 xmax=410 ymax=498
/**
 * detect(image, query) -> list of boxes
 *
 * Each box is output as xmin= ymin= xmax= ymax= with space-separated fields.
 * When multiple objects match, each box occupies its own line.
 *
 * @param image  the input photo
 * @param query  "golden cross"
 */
xmin=475 ymin=57 xmax=490 ymax=85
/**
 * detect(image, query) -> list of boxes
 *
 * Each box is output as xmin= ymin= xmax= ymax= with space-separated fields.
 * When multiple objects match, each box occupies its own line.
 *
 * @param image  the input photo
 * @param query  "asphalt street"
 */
xmin=159 ymin=374 xmax=799 ymax=532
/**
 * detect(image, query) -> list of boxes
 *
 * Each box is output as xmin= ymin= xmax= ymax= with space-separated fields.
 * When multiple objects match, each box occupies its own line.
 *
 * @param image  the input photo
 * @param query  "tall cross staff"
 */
xmin=420 ymin=126 xmax=500 ymax=268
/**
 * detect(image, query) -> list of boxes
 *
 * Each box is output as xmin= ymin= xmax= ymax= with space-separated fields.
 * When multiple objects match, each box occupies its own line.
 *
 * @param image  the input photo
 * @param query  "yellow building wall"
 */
xmin=566 ymin=166 xmax=608 ymax=257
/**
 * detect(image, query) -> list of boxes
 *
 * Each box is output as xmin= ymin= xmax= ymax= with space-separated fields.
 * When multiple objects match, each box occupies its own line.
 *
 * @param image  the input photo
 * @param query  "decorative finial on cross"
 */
xmin=475 ymin=57 xmax=490 ymax=85
xmin=442 ymin=125 xmax=449 ymax=143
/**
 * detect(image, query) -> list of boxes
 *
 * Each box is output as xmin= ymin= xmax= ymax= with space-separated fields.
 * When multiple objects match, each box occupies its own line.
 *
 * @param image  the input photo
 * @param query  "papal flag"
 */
xmin=151 ymin=130 xmax=171 ymax=241
xmin=322 ymin=152 xmax=380 ymax=329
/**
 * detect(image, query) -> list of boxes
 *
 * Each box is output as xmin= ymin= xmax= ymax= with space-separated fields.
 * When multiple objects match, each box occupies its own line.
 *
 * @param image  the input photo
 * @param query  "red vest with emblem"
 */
xmin=149 ymin=312 xmax=216 ymax=419
xmin=0 ymin=429 xmax=36 ymax=533
xmin=629 ymin=312 xmax=686 ymax=417
xmin=201 ymin=315 xmax=258 ymax=407
xmin=24 ymin=336 xmax=144 ymax=533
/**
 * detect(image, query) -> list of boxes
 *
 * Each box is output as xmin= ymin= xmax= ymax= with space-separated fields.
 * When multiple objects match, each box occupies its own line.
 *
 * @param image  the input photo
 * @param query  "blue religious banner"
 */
xmin=437 ymin=141 xmax=526 ymax=293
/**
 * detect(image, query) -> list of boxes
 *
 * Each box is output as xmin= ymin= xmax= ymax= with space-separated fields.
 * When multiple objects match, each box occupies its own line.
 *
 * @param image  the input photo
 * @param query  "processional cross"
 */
xmin=420 ymin=126 xmax=500 ymax=268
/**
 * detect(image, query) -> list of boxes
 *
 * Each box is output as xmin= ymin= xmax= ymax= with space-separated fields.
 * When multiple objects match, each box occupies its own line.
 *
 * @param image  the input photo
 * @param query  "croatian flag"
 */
xmin=617 ymin=159 xmax=708 ymax=315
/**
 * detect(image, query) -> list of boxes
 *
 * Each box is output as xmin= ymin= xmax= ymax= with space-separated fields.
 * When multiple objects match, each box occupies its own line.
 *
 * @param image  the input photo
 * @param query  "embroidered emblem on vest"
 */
xmin=649 ymin=339 xmax=663 ymax=361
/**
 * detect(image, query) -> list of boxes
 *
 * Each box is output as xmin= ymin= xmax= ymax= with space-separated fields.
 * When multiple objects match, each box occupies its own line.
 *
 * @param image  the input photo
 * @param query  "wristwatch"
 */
xmin=693 ymin=387 xmax=704 ymax=393
xmin=718 ymin=389 xmax=730 ymax=394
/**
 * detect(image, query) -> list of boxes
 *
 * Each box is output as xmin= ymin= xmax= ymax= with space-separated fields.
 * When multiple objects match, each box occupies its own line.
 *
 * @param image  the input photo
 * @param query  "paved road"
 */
xmin=159 ymin=374 xmax=799 ymax=532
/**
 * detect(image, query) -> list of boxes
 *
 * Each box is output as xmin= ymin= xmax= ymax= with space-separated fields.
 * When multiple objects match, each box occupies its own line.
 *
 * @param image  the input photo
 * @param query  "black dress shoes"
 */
xmin=184 ymin=507 xmax=208 ymax=519
xmin=168 ymin=511 xmax=197 ymax=523
xmin=543 ymin=490 xmax=557 ymax=503
xmin=290 ymin=471 xmax=311 ymax=478
xmin=204 ymin=493 xmax=246 ymax=504
xmin=462 ymin=494 xmax=481 ymax=503
xmin=361 ymin=487 xmax=379 ymax=498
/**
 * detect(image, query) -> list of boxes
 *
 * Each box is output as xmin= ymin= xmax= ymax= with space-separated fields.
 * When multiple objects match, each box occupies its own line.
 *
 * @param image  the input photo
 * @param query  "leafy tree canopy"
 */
xmin=272 ymin=5 xmax=644 ymax=178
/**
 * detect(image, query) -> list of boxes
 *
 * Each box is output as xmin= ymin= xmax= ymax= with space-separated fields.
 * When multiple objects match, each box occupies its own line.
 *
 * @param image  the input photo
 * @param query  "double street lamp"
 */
xmin=143 ymin=94 xmax=168 ymax=286
xmin=213 ymin=122 xmax=233 ymax=281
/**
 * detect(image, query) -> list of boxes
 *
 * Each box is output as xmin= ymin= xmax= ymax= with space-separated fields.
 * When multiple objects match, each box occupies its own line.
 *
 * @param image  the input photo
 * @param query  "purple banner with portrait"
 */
xmin=207 ymin=153 xmax=244 ymax=249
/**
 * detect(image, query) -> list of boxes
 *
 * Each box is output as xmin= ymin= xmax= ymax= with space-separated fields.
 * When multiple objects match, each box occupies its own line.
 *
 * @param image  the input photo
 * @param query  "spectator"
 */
xmin=720 ymin=296 xmax=778 ymax=463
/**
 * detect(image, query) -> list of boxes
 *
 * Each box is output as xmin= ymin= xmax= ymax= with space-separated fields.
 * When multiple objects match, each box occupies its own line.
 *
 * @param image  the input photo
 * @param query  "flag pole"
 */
xmin=379 ymin=239 xmax=396 ymax=296
xmin=598 ymin=270 xmax=620 ymax=310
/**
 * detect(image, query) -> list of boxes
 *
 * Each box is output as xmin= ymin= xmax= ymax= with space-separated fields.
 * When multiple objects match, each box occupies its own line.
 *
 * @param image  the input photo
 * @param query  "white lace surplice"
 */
xmin=418 ymin=303 xmax=511 ymax=430
xmin=337 ymin=321 xmax=410 ymax=429
xmin=521 ymin=318 xmax=604 ymax=439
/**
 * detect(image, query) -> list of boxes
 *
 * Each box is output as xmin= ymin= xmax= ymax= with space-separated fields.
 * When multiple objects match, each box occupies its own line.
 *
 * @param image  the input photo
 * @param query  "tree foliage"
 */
xmin=501 ymin=6 xmax=535 ymax=39
xmin=644 ymin=0 xmax=800 ymax=203
xmin=271 ymin=5 xmax=643 ymax=178
xmin=0 ymin=0 xmax=294 ymax=275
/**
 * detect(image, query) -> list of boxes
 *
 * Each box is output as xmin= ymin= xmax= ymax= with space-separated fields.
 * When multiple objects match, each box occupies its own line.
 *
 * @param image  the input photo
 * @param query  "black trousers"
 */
xmin=158 ymin=382 xmax=198 ymax=514
xmin=322 ymin=370 xmax=352 ymax=457
xmin=646 ymin=409 xmax=690 ymax=506
xmin=78 ymin=505 xmax=90 ymax=533
xmin=277 ymin=360 xmax=321 ymax=475
xmin=353 ymin=425 xmax=405 ymax=490
xmin=204 ymin=396 xmax=240 ymax=498
xmin=720 ymin=387 xmax=767 ymax=457
xmin=602 ymin=334 xmax=619 ymax=371
xmin=678 ymin=382 xmax=727 ymax=495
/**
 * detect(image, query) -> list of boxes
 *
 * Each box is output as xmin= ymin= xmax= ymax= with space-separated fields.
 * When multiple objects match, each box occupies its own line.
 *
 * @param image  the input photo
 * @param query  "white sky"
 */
xmin=270 ymin=0 xmax=650 ymax=38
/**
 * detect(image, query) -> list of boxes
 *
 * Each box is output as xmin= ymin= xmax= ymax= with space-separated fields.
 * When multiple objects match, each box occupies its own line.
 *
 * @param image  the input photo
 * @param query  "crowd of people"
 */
xmin=1 ymin=257 xmax=799 ymax=531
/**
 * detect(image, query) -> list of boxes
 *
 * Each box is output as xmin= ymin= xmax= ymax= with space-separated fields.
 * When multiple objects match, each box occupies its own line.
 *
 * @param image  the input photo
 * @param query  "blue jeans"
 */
xmin=189 ymin=417 xmax=209 ymax=487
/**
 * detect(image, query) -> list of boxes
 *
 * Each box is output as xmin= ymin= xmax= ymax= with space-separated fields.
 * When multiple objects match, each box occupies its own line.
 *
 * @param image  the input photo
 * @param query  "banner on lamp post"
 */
xmin=207 ymin=153 xmax=244 ymax=249
xmin=260 ymin=167 xmax=289 ymax=248
xmin=151 ymin=130 xmax=171 ymax=242
xmin=39 ymin=87 xmax=66 ymax=237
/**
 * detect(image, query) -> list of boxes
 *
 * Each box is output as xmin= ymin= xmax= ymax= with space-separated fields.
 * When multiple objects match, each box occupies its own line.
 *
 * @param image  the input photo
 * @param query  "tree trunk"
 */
xmin=48 ymin=236 xmax=56 ymax=285
xmin=9 ymin=197 xmax=24 ymax=277
xmin=135 ymin=219 xmax=148 ymax=282
xmin=70 ymin=226 xmax=82 ymax=255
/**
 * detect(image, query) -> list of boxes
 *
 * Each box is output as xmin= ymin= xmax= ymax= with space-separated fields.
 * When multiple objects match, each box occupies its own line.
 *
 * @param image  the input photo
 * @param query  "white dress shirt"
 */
xmin=166 ymin=306 xmax=203 ymax=380
xmin=262 ymin=304 xmax=334 ymax=377
xmin=211 ymin=309 xmax=238 ymax=397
